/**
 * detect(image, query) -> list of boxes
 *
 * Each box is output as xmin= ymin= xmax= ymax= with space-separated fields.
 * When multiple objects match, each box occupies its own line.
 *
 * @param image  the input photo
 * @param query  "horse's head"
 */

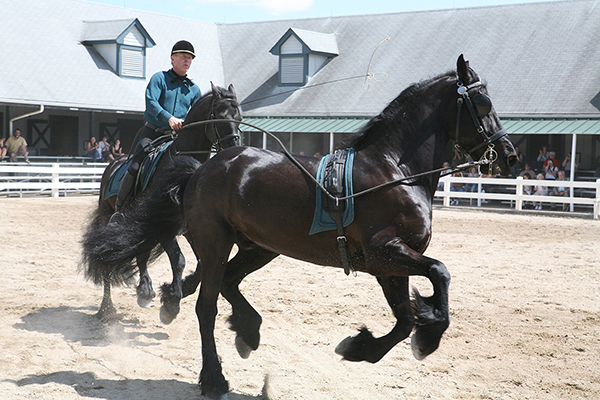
xmin=206 ymin=82 xmax=242 ymax=149
xmin=452 ymin=55 xmax=516 ymax=176
xmin=180 ymin=82 xmax=242 ymax=161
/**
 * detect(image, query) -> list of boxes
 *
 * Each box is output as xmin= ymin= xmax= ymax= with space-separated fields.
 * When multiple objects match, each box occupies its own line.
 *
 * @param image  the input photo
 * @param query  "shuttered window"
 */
xmin=121 ymin=47 xmax=144 ymax=78
xmin=281 ymin=57 xmax=304 ymax=84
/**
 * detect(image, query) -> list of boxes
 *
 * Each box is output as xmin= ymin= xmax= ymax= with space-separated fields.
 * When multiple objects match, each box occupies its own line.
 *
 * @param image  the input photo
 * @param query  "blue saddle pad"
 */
xmin=309 ymin=148 xmax=355 ymax=235
xmin=105 ymin=141 xmax=173 ymax=199
xmin=105 ymin=161 xmax=131 ymax=199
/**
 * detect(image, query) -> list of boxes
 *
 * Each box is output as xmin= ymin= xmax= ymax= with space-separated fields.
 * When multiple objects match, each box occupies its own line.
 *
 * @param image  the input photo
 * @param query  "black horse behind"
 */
xmin=80 ymin=83 xmax=241 ymax=322
xmin=85 ymin=56 xmax=517 ymax=399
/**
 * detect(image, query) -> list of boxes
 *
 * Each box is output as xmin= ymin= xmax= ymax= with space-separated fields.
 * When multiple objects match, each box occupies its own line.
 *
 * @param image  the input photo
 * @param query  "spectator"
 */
xmin=543 ymin=159 xmax=558 ymax=180
xmin=543 ymin=151 xmax=560 ymax=169
xmin=449 ymin=171 xmax=464 ymax=205
xmin=111 ymin=139 xmax=125 ymax=159
xmin=562 ymin=153 xmax=578 ymax=178
xmin=85 ymin=137 xmax=101 ymax=161
xmin=536 ymin=145 xmax=549 ymax=171
xmin=511 ymin=146 xmax=524 ymax=177
xmin=522 ymin=174 xmax=534 ymax=209
xmin=451 ymin=147 xmax=466 ymax=167
xmin=0 ymin=137 xmax=6 ymax=161
xmin=532 ymin=173 xmax=548 ymax=210
xmin=6 ymin=129 xmax=29 ymax=163
xmin=437 ymin=161 xmax=452 ymax=191
xmin=99 ymin=136 xmax=114 ymax=162
xmin=551 ymin=170 xmax=569 ymax=211
xmin=464 ymin=166 xmax=479 ymax=193
xmin=519 ymin=163 xmax=536 ymax=179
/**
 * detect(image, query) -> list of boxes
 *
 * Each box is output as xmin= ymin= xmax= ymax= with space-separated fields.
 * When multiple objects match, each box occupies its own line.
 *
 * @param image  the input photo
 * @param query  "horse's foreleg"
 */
xmin=335 ymin=276 xmax=414 ymax=363
xmin=358 ymin=239 xmax=450 ymax=361
xmin=96 ymin=272 xmax=117 ymax=320
xmin=221 ymin=247 xmax=278 ymax=359
xmin=159 ymin=238 xmax=186 ymax=324
xmin=136 ymin=252 xmax=155 ymax=308
xmin=196 ymin=254 xmax=231 ymax=399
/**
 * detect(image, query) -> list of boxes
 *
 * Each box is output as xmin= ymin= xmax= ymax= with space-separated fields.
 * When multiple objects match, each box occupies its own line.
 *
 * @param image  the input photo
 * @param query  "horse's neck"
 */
xmin=361 ymin=117 xmax=449 ymax=176
xmin=175 ymin=97 xmax=213 ymax=159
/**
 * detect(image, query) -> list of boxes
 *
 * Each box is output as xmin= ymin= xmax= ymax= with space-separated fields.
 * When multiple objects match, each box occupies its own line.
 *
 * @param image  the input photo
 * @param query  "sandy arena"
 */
xmin=0 ymin=196 xmax=598 ymax=399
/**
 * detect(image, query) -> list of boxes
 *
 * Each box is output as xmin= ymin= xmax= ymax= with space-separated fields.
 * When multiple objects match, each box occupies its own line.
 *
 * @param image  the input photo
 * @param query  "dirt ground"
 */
xmin=0 ymin=196 xmax=598 ymax=399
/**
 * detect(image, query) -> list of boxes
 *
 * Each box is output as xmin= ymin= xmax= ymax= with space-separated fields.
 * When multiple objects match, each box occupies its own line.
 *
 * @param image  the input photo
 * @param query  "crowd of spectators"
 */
xmin=440 ymin=144 xmax=575 ymax=210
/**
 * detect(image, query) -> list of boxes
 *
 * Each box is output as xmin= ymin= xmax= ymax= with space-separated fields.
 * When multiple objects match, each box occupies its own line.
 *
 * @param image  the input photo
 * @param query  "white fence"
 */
xmin=0 ymin=163 xmax=107 ymax=198
xmin=1 ymin=163 xmax=599 ymax=219
xmin=436 ymin=175 xmax=600 ymax=219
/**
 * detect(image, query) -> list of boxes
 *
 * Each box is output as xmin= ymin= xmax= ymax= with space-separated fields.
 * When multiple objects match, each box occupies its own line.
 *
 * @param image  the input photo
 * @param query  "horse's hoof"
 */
xmin=160 ymin=305 xmax=176 ymax=325
xmin=235 ymin=335 xmax=252 ymax=359
xmin=410 ymin=334 xmax=428 ymax=361
xmin=96 ymin=304 xmax=118 ymax=321
xmin=334 ymin=335 xmax=353 ymax=357
xmin=137 ymin=296 xmax=153 ymax=308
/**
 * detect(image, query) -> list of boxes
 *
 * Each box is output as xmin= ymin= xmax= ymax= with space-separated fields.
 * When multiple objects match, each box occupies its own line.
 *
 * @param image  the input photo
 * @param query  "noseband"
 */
xmin=454 ymin=79 xmax=507 ymax=160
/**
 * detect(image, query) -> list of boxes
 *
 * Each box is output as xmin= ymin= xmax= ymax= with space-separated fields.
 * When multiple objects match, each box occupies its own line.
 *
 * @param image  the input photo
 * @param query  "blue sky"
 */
xmin=90 ymin=0 xmax=560 ymax=24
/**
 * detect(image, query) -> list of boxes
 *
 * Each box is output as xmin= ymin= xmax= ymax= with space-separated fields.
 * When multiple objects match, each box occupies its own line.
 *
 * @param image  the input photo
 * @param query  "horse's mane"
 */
xmin=341 ymin=71 xmax=454 ymax=151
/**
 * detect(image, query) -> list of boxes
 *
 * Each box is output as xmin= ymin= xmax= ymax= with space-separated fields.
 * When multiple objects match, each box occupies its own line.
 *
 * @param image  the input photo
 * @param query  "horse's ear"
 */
xmin=228 ymin=83 xmax=236 ymax=98
xmin=456 ymin=54 xmax=471 ymax=83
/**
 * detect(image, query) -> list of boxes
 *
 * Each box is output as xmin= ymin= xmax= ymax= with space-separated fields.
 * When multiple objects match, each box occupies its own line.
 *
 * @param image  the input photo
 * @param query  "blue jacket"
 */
xmin=144 ymin=69 xmax=201 ymax=127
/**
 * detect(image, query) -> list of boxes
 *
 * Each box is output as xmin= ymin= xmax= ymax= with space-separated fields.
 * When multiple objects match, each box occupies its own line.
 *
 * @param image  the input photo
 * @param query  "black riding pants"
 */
xmin=127 ymin=124 xmax=161 ymax=175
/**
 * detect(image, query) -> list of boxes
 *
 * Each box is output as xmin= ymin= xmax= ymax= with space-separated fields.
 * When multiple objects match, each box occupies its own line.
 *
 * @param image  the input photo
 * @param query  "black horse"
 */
xmin=80 ymin=83 xmax=241 ymax=322
xmin=85 ymin=56 xmax=517 ymax=399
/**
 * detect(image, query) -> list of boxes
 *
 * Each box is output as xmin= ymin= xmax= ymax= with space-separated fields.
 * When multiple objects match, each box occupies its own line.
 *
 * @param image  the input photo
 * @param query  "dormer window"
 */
xmin=270 ymin=28 xmax=339 ymax=86
xmin=81 ymin=18 xmax=155 ymax=78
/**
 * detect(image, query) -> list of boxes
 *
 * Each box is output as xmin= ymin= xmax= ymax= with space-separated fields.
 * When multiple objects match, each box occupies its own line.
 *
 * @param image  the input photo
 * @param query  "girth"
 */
xmin=321 ymin=149 xmax=355 ymax=275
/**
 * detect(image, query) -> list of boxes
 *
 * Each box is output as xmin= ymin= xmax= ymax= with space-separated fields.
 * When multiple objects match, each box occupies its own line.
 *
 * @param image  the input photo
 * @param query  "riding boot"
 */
xmin=110 ymin=171 xmax=136 ymax=224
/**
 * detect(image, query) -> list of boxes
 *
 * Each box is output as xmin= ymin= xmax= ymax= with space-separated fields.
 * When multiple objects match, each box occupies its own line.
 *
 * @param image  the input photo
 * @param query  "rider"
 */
xmin=112 ymin=40 xmax=202 ymax=220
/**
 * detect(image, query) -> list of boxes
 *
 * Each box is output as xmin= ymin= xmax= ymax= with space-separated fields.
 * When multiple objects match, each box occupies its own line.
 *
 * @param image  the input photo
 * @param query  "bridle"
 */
xmin=453 ymin=78 xmax=508 ymax=164
xmin=204 ymin=98 xmax=241 ymax=151
xmin=172 ymin=97 xmax=241 ymax=155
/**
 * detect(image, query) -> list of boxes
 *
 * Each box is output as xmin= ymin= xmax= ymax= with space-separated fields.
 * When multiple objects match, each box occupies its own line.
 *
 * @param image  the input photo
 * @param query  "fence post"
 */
xmin=515 ymin=176 xmax=523 ymax=211
xmin=51 ymin=163 xmax=60 ymax=198
xmin=594 ymin=178 xmax=600 ymax=220
xmin=443 ymin=180 xmax=450 ymax=206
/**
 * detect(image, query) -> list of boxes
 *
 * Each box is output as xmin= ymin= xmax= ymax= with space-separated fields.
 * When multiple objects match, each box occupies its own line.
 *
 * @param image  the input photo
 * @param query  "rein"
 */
xmin=173 ymin=119 xmax=495 ymax=204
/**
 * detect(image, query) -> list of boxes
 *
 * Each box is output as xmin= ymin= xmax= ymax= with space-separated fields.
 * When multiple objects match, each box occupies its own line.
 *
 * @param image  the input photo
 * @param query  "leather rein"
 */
xmin=163 ymin=78 xmax=506 ymax=203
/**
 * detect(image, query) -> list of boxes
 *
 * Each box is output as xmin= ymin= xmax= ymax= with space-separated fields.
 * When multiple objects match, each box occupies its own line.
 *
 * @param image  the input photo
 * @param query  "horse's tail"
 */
xmin=79 ymin=156 xmax=201 ymax=286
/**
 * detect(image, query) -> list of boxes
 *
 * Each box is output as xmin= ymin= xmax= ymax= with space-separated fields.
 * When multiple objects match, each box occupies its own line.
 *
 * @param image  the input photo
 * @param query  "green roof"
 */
xmin=240 ymin=117 xmax=600 ymax=135
xmin=240 ymin=118 xmax=369 ymax=133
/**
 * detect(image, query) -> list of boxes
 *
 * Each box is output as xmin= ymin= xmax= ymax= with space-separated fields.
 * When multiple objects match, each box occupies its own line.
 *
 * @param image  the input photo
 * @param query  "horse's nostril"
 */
xmin=508 ymin=155 xmax=517 ymax=167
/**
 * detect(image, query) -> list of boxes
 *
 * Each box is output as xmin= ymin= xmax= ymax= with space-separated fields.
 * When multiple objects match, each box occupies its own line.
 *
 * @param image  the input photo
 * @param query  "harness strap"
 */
xmin=331 ymin=210 xmax=354 ymax=275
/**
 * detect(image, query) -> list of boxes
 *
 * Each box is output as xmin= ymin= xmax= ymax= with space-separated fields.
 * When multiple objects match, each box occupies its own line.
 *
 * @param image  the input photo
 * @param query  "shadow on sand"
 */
xmin=13 ymin=305 xmax=169 ymax=347
xmin=9 ymin=371 xmax=266 ymax=400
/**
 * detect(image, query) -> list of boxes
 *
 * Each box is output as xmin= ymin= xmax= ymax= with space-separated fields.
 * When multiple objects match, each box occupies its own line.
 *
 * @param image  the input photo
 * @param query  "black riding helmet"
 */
xmin=171 ymin=40 xmax=195 ymax=59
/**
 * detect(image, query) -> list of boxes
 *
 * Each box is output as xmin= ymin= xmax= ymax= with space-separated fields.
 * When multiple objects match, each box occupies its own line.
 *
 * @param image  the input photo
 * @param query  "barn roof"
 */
xmin=2 ymin=0 xmax=600 ymax=120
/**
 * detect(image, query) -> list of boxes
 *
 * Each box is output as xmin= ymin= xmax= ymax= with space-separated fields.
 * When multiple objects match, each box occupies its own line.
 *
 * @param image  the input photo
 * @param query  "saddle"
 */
xmin=105 ymin=140 xmax=173 ymax=200
xmin=309 ymin=148 xmax=355 ymax=275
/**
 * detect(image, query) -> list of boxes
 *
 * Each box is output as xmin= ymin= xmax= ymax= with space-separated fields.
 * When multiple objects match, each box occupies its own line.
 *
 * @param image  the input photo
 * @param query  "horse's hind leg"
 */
xmin=136 ymin=252 xmax=155 ymax=308
xmin=220 ymin=246 xmax=278 ymax=359
xmin=159 ymin=238 xmax=186 ymax=324
xmin=335 ymin=276 xmax=414 ymax=363
xmin=97 ymin=272 xmax=117 ymax=320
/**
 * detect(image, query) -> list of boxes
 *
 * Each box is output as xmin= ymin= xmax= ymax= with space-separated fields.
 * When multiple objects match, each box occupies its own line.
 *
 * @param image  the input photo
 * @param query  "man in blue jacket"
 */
xmin=113 ymin=40 xmax=201 ymax=218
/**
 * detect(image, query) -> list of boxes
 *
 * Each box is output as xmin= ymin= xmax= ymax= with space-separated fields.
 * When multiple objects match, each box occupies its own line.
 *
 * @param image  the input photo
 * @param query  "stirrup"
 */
xmin=108 ymin=211 xmax=125 ymax=225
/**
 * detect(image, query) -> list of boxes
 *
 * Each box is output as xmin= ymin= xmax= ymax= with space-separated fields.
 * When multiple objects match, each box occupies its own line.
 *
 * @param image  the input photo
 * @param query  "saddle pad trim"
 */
xmin=309 ymin=148 xmax=355 ymax=235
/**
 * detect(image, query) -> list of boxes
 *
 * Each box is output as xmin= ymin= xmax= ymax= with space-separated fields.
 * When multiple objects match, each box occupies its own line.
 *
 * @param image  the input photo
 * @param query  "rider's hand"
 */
xmin=168 ymin=116 xmax=184 ymax=130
